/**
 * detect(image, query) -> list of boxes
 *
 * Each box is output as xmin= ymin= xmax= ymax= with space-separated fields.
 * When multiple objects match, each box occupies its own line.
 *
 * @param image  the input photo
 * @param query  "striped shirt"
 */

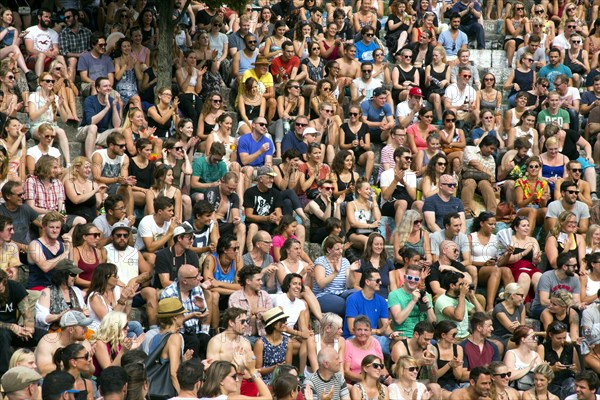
xmin=306 ymin=371 xmax=349 ymax=400
xmin=312 ymin=256 xmax=351 ymax=298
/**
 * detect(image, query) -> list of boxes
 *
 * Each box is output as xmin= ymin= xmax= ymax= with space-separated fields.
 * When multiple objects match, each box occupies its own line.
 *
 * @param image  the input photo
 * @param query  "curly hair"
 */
xmin=91 ymin=311 xmax=127 ymax=351
xmin=331 ymin=149 xmax=354 ymax=175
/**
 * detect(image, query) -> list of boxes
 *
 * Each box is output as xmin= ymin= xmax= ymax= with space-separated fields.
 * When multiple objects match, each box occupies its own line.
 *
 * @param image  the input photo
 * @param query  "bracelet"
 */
xmin=117 ymin=299 xmax=126 ymax=306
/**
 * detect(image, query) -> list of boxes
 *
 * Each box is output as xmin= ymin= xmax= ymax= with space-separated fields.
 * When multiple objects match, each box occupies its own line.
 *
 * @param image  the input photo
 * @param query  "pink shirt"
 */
xmin=344 ymin=338 xmax=383 ymax=378
xmin=271 ymin=234 xmax=298 ymax=260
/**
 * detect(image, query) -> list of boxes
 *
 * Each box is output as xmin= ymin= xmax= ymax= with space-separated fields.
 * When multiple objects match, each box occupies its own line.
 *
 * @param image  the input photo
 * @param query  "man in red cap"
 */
xmin=396 ymin=87 xmax=424 ymax=129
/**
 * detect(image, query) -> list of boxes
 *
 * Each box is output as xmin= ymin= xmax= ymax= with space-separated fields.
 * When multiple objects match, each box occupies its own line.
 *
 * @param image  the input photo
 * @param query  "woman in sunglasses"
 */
xmin=514 ymin=156 xmax=549 ymax=232
xmin=540 ymin=321 xmax=580 ymax=399
xmin=488 ymin=361 xmax=520 ymax=400
xmin=53 ymin=343 xmax=94 ymax=400
xmin=503 ymin=326 xmax=542 ymax=391
xmin=504 ymin=2 xmax=530 ymax=69
xmin=72 ymin=224 xmax=108 ymax=290
xmin=491 ymin=283 xmax=526 ymax=351
xmin=64 ymin=157 xmax=108 ymax=225
xmin=431 ymin=320 xmax=465 ymax=393
xmin=351 ymin=354 xmax=390 ymax=400
xmin=563 ymin=33 xmax=589 ymax=89
xmin=525 ymin=17 xmax=551 ymax=53
xmin=438 ymin=110 xmax=466 ymax=175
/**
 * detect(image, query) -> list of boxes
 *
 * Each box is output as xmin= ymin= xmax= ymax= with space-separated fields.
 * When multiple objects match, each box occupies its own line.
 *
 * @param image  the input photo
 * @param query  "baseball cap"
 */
xmin=60 ymin=311 xmax=93 ymax=328
xmin=409 ymin=87 xmax=423 ymax=97
xmin=173 ymin=221 xmax=194 ymax=238
xmin=54 ymin=259 xmax=83 ymax=275
xmin=111 ymin=221 xmax=132 ymax=234
xmin=257 ymin=166 xmax=277 ymax=177
xmin=302 ymin=127 xmax=319 ymax=136
xmin=1 ymin=367 xmax=42 ymax=393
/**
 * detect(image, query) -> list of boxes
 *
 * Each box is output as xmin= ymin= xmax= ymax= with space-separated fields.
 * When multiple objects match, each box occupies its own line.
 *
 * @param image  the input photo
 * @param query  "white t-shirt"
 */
xmin=26 ymin=145 xmax=61 ymax=164
xmin=135 ymin=215 xmax=171 ymax=251
xmin=444 ymin=83 xmax=477 ymax=107
xmin=395 ymin=100 xmax=420 ymax=125
xmin=352 ymin=78 xmax=381 ymax=102
xmin=273 ymin=292 xmax=306 ymax=329
xmin=105 ymin=244 xmax=140 ymax=284
xmin=25 ymin=26 xmax=59 ymax=53
xmin=379 ymin=168 xmax=417 ymax=206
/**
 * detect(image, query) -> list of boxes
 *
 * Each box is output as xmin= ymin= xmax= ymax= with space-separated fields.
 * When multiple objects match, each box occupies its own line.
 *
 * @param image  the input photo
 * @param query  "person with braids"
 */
xmin=52 ymin=343 xmax=94 ymax=400
xmin=350 ymin=354 xmax=389 ymax=400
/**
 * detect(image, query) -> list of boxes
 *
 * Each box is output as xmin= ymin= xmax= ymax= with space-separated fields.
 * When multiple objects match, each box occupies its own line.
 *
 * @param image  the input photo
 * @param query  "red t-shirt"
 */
xmin=270 ymin=55 xmax=300 ymax=82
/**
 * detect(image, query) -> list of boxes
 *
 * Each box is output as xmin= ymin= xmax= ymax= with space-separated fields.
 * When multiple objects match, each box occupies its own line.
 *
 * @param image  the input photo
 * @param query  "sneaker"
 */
xmin=593 ymin=192 xmax=599 ymax=201
xmin=25 ymin=71 xmax=38 ymax=91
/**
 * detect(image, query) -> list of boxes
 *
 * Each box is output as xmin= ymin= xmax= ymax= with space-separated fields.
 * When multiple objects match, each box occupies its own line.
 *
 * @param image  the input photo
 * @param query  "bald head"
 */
xmin=252 ymin=230 xmax=272 ymax=247
xmin=178 ymin=264 xmax=199 ymax=281
xmin=317 ymin=347 xmax=337 ymax=367
xmin=440 ymin=240 xmax=458 ymax=258
xmin=439 ymin=174 xmax=455 ymax=185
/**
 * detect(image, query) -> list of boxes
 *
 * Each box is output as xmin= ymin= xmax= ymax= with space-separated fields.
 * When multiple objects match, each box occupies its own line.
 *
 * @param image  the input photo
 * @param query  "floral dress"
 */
xmin=260 ymin=335 xmax=289 ymax=383
xmin=514 ymin=177 xmax=548 ymax=209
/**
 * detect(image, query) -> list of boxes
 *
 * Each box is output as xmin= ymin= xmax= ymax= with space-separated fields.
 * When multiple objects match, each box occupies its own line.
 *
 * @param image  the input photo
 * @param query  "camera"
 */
xmin=418 ymin=290 xmax=429 ymax=312
xmin=468 ymin=284 xmax=475 ymax=291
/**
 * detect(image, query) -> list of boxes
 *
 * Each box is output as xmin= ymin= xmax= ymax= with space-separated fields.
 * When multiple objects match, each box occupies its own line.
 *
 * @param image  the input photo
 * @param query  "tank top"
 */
xmin=564 ymin=49 xmax=585 ymax=73
xmin=28 ymin=239 xmax=65 ymax=289
xmin=541 ymin=155 xmax=565 ymax=181
xmin=557 ymin=232 xmax=579 ymax=265
xmin=65 ymin=181 xmax=97 ymax=223
xmin=239 ymin=50 xmax=258 ymax=75
xmin=321 ymin=40 xmax=339 ymax=62
xmin=93 ymin=149 xmax=124 ymax=179
xmin=585 ymin=276 xmax=600 ymax=298
xmin=211 ymin=252 xmax=236 ymax=283
xmin=479 ymin=91 xmax=498 ymax=111
xmin=277 ymin=259 xmax=307 ymax=293
xmin=334 ymin=171 xmax=356 ymax=202
xmin=76 ymin=247 xmax=100 ymax=282
xmin=0 ymin=138 xmax=21 ymax=178
xmin=510 ymin=69 xmax=534 ymax=97
xmin=433 ymin=342 xmax=459 ymax=386
xmin=244 ymin=102 xmax=261 ymax=121
xmin=404 ymin=231 xmax=426 ymax=257
xmin=179 ymin=67 xmax=198 ymax=87
xmin=211 ymin=131 xmax=234 ymax=167
xmin=128 ymin=158 xmax=155 ymax=189
xmin=148 ymin=107 xmax=173 ymax=138
xmin=514 ymin=126 xmax=535 ymax=155
xmin=430 ymin=64 xmax=448 ymax=87
xmin=353 ymin=200 xmax=373 ymax=224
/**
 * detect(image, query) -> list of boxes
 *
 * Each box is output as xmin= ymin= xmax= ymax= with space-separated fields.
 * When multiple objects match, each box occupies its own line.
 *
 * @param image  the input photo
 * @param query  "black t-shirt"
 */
xmin=0 ymin=280 xmax=28 ymax=323
xmin=205 ymin=186 xmax=240 ymax=223
xmin=243 ymin=186 xmax=282 ymax=216
xmin=425 ymin=260 xmax=467 ymax=294
xmin=154 ymin=247 xmax=200 ymax=288
xmin=525 ymin=92 xmax=547 ymax=114
xmin=561 ymin=129 xmax=580 ymax=160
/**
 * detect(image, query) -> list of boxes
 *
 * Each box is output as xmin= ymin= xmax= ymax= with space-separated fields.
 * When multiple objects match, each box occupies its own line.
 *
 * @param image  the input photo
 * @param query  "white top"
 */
xmin=135 ymin=215 xmax=171 ymax=251
xmin=87 ymin=287 xmax=122 ymax=332
xmin=273 ymin=292 xmax=306 ymax=329
xmin=444 ymin=83 xmax=477 ymax=107
xmin=469 ymin=232 xmax=499 ymax=263
xmin=388 ymin=382 xmax=427 ymax=400
xmin=25 ymin=26 xmax=59 ymax=53
xmin=26 ymin=145 xmax=61 ymax=164
xmin=105 ymin=244 xmax=140 ymax=285
xmin=28 ymin=91 xmax=59 ymax=126
xmin=379 ymin=168 xmax=417 ymax=206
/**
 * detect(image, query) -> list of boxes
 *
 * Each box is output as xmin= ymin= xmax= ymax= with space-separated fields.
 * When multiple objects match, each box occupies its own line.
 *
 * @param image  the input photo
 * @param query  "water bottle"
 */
xmin=431 ymin=77 xmax=441 ymax=87
xmin=283 ymin=119 xmax=290 ymax=132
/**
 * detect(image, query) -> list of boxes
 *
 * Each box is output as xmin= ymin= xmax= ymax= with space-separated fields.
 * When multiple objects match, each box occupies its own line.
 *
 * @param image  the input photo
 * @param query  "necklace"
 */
xmin=398 ymin=383 xmax=414 ymax=397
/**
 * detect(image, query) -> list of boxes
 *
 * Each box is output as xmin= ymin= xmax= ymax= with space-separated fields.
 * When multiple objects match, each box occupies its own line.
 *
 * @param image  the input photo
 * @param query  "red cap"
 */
xmin=409 ymin=87 xmax=423 ymax=97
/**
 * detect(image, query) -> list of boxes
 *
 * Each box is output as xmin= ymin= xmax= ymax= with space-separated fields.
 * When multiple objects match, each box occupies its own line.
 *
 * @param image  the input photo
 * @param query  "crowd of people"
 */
xmin=1 ymin=0 xmax=600 ymax=399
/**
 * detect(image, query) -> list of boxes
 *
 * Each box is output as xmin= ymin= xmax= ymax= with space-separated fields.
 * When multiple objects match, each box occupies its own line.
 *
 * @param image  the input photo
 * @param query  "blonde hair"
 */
xmin=394 ymin=210 xmax=422 ymax=247
xmin=433 ymin=45 xmax=447 ymax=64
xmin=8 ymin=348 xmax=35 ymax=369
xmin=121 ymin=107 xmax=144 ymax=131
xmin=65 ymin=156 xmax=91 ymax=182
xmin=585 ymin=224 xmax=600 ymax=250
xmin=319 ymin=312 xmax=343 ymax=335
xmin=499 ymin=282 xmax=521 ymax=300
xmin=545 ymin=136 xmax=559 ymax=148
xmin=550 ymin=289 xmax=573 ymax=308
xmin=91 ymin=311 xmax=127 ymax=349
xmin=394 ymin=355 xmax=418 ymax=377
xmin=549 ymin=210 xmax=576 ymax=238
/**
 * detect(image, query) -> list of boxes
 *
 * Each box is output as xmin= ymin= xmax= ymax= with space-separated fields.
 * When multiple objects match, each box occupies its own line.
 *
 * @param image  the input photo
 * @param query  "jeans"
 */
xmin=128 ymin=321 xmax=144 ymax=338
xmin=280 ymin=189 xmax=303 ymax=215
xmin=460 ymin=23 xmax=486 ymax=49
xmin=316 ymin=290 xmax=358 ymax=318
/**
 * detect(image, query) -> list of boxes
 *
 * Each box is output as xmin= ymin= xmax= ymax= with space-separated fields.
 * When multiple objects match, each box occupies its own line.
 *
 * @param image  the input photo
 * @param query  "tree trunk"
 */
xmin=157 ymin=0 xmax=177 ymax=91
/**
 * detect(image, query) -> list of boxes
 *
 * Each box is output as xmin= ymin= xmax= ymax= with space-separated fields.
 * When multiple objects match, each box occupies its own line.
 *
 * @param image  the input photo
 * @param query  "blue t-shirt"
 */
xmin=237 ymin=133 xmax=274 ymax=167
xmin=77 ymin=51 xmax=116 ymax=81
xmin=538 ymin=64 xmax=573 ymax=91
xmin=343 ymin=290 xmax=389 ymax=338
xmin=451 ymin=1 xmax=482 ymax=26
xmin=81 ymin=96 xmax=120 ymax=133
xmin=438 ymin=29 xmax=469 ymax=56
xmin=361 ymin=101 xmax=392 ymax=132
xmin=422 ymin=194 xmax=465 ymax=231
xmin=355 ymin=41 xmax=380 ymax=63
xmin=281 ymin=131 xmax=308 ymax=155
xmin=471 ymin=128 xmax=500 ymax=143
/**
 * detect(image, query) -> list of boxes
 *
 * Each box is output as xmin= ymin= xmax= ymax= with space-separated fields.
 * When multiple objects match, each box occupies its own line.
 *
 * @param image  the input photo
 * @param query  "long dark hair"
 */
xmin=86 ymin=263 xmax=118 ymax=301
xmin=424 ymin=153 xmax=447 ymax=184
xmin=53 ymin=343 xmax=86 ymax=371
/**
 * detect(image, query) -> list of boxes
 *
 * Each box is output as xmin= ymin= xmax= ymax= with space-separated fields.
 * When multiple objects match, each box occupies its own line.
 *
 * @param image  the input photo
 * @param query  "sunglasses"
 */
xmin=212 ymin=98 xmax=222 ymax=103
xmin=322 ymin=109 xmax=333 ymax=113
xmin=462 ymin=75 xmax=472 ymax=79
xmin=524 ymin=58 xmax=534 ymax=62
xmin=238 ymin=319 xmax=249 ymax=324
xmin=85 ymin=233 xmax=101 ymax=238
xmin=321 ymin=186 xmax=333 ymax=191
xmin=349 ymin=112 xmax=359 ymax=117
xmin=74 ymin=353 xmax=91 ymax=360
xmin=44 ymin=135 xmax=56 ymax=139
xmin=98 ymin=43 xmax=107 ymax=47
xmin=406 ymin=367 xmax=419 ymax=372
xmin=174 ymin=147 xmax=184 ymax=151
xmin=114 ymin=233 xmax=130 ymax=238
xmin=229 ymin=246 xmax=240 ymax=251
xmin=296 ymin=122 xmax=307 ymax=127
xmin=68 ymin=272 xmax=78 ymax=277
xmin=404 ymin=156 xmax=413 ymax=161
xmin=484 ymin=77 xmax=495 ymax=81
xmin=535 ymin=9 xmax=544 ymax=13
xmin=572 ymin=40 xmax=581 ymax=44
xmin=567 ymin=25 xmax=577 ymax=28
xmin=370 ymin=363 xmax=385 ymax=369
xmin=43 ymin=79 xmax=55 ymax=83
xmin=515 ymin=7 xmax=524 ymax=10
xmin=570 ymin=168 xmax=582 ymax=172
xmin=405 ymin=275 xmax=421 ymax=282
xmin=255 ymin=122 xmax=268 ymax=126
xmin=117 ymin=144 xmax=127 ymax=149
xmin=247 ymin=40 xmax=257 ymax=44
xmin=494 ymin=372 xmax=512 ymax=378
xmin=365 ymin=33 xmax=374 ymax=37
xmin=541 ymin=84 xmax=549 ymax=88
xmin=437 ymin=162 xmax=447 ymax=166
xmin=528 ymin=164 xmax=540 ymax=169
xmin=566 ymin=190 xmax=580 ymax=194
xmin=445 ymin=118 xmax=456 ymax=122
xmin=322 ymin=87 xmax=332 ymax=91
xmin=290 ymin=85 xmax=300 ymax=89
xmin=443 ymin=182 xmax=457 ymax=187
xmin=362 ymin=69 xmax=372 ymax=73
xmin=5 ymin=75 xmax=14 ymax=80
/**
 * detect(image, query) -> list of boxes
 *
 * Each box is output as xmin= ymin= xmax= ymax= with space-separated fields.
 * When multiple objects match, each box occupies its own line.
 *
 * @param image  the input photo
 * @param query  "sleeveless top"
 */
xmin=543 ymin=340 xmax=575 ymax=382
xmin=404 ymin=230 xmax=426 ymax=257
xmin=116 ymin=68 xmax=138 ymax=104
xmin=515 ymin=126 xmax=535 ymax=155
xmin=433 ymin=342 xmax=459 ymax=386
xmin=93 ymin=149 xmax=124 ymax=178
xmin=65 ymin=181 xmax=97 ymax=223
xmin=479 ymin=91 xmax=498 ymax=111
xmin=354 ymin=383 xmax=385 ymax=400
xmin=239 ymin=50 xmax=258 ymax=75
xmin=76 ymin=247 xmax=100 ymax=283
xmin=509 ymin=108 xmax=521 ymax=127
xmin=492 ymin=301 xmax=524 ymax=339
xmin=87 ymin=286 xmax=122 ymax=332
xmin=557 ymin=232 xmax=579 ymax=265
xmin=211 ymin=252 xmax=236 ymax=283
xmin=211 ymin=132 xmax=234 ymax=167
xmin=148 ymin=107 xmax=173 ymax=138
xmin=260 ymin=335 xmax=289 ymax=383
xmin=508 ymin=349 xmax=536 ymax=371
xmin=179 ymin=67 xmax=198 ymax=87
xmin=512 ymin=247 xmax=534 ymax=262
xmin=302 ymin=57 xmax=325 ymax=82
xmin=321 ymin=41 xmax=340 ymax=62
xmin=203 ymin=120 xmax=216 ymax=135
xmin=510 ymin=69 xmax=534 ymax=97
xmin=28 ymin=240 xmax=65 ymax=289
xmin=429 ymin=64 xmax=448 ymax=87
xmin=585 ymin=276 xmax=600 ymax=297
xmin=334 ymin=172 xmax=356 ymax=202
xmin=244 ymin=102 xmax=261 ymax=121
xmin=564 ymin=49 xmax=586 ymax=74
xmin=541 ymin=157 xmax=565 ymax=181
xmin=353 ymin=200 xmax=373 ymax=224
xmin=277 ymin=259 xmax=307 ymax=293
xmin=128 ymin=158 xmax=155 ymax=189
xmin=0 ymin=138 xmax=22 ymax=178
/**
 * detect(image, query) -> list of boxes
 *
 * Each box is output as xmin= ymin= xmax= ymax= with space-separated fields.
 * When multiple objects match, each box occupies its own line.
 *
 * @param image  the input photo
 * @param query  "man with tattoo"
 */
xmin=0 ymin=269 xmax=44 ymax=375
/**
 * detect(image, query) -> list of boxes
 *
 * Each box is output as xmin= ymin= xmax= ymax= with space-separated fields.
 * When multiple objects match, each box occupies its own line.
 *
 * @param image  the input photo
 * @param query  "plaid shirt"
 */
xmin=161 ymin=280 xmax=206 ymax=334
xmin=462 ymin=145 xmax=496 ymax=179
xmin=59 ymin=25 xmax=92 ymax=56
xmin=228 ymin=288 xmax=273 ymax=337
xmin=24 ymin=176 xmax=65 ymax=212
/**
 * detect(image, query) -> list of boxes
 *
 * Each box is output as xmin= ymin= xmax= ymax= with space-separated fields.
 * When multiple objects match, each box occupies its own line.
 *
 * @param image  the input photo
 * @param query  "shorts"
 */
xmin=26 ymin=55 xmax=53 ymax=71
xmin=61 ymin=214 xmax=78 ymax=234
xmin=75 ymin=126 xmax=120 ymax=147
xmin=576 ymin=156 xmax=595 ymax=171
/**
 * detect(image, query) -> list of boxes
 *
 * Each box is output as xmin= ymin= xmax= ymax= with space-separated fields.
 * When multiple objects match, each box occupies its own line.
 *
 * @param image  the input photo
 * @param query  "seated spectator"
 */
xmin=147 ymin=86 xmax=179 ymax=142
xmin=135 ymin=196 xmax=177 ymax=263
xmin=406 ymin=107 xmax=437 ymax=156
xmin=153 ymin=222 xmax=199 ymax=288
xmin=191 ymin=141 xmax=228 ymax=201
xmin=451 ymin=0 xmax=484 ymax=49
xmin=344 ymin=316 xmax=390 ymax=384
xmin=352 ymin=354 xmax=390 ymax=399
xmin=113 ymin=37 xmax=143 ymax=106
xmin=414 ymin=132 xmax=443 ymax=178
xmin=460 ymin=135 xmax=500 ymax=217
xmin=238 ymin=78 xmax=266 ymax=138
xmin=522 ymin=365 xmax=559 ymax=400
xmin=392 ymin=50 xmax=420 ymax=103
xmin=49 ymin=60 xmax=79 ymax=123
xmin=27 ymin=73 xmax=71 ymax=168
xmin=546 ymin=180 xmax=590 ymax=234
xmin=311 ymin=79 xmax=344 ymax=122
xmin=313 ymin=235 xmax=354 ymax=316
xmin=460 ymin=312 xmax=501 ymax=374
xmin=471 ymin=110 xmax=503 ymax=148
xmin=309 ymin=101 xmax=341 ymax=165
xmin=0 ymin=181 xmax=39 ymax=261
xmin=498 ymin=137 xmax=532 ymax=203
xmin=280 ymin=118 xmax=315 ymax=157
xmin=52 ymin=342 xmax=95 ymax=397
xmin=435 ymin=270 xmax=483 ymax=339
xmin=0 ymin=268 xmax=43 ymax=375
xmin=538 ymin=48 xmax=572 ymax=92
xmin=581 ymin=252 xmax=600 ymax=305
xmin=237 ymin=117 xmax=274 ymax=175
xmin=72 ymin=224 xmax=106 ymax=289
xmin=77 ymin=78 xmax=124 ymax=159
xmin=202 ymin=235 xmax=242 ymax=330
xmin=380 ymin=146 xmax=419 ymax=223
xmin=505 ymin=52 xmax=536 ymax=107
xmin=488 ymin=362 xmax=520 ymax=400
xmin=175 ymin=51 xmax=205 ymax=127
xmin=64 ymin=157 xmax=107 ymax=224
xmin=514 ymin=156 xmax=549 ymax=232
xmin=507 ymin=110 xmax=538 ymax=155
xmin=491 ymin=283 xmax=526 ymax=350
xmin=430 ymin=215 xmax=476 ymax=284
xmin=420 ymin=153 xmax=449 ymax=200
xmin=0 ymin=365 xmax=43 ymax=400
xmin=438 ymin=110 xmax=466 ymax=175
xmin=93 ymin=194 xmax=133 ymax=248
xmin=430 ymin=320 xmax=466 ymax=392
xmin=145 ymin=164 xmax=185 ymax=221
xmin=0 ymin=117 xmax=25 ymax=182
xmin=393 ymin=210 xmax=432 ymax=270
xmin=24 ymin=9 xmax=65 ymax=78
xmin=26 ymin=211 xmax=73 ymax=290
xmin=254 ymin=307 xmax=293 ymax=383
xmin=203 ymin=173 xmax=245 ymax=248
xmin=77 ymin=33 xmax=115 ymax=97
xmin=361 ymin=87 xmax=394 ymax=144
xmin=540 ymin=289 xmax=580 ymax=343
xmin=553 ymin=74 xmax=580 ymax=131
xmin=304 ymin=180 xmax=343 ymax=245
xmin=545 ymin=211 xmax=586 ymax=269
xmin=540 ymin=321 xmax=579 ymax=399
xmin=346 ymin=178 xmax=381 ymax=250
xmin=423 ymin=174 xmax=465 ymax=233
xmin=444 ymin=68 xmax=477 ymax=135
